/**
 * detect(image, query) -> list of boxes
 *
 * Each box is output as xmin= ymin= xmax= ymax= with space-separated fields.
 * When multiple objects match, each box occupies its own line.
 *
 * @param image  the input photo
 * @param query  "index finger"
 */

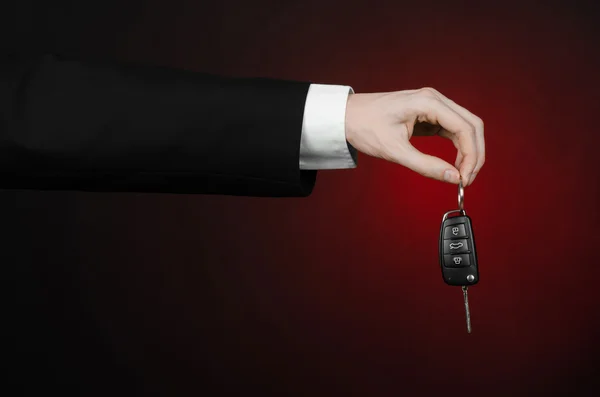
xmin=422 ymin=88 xmax=485 ymax=185
xmin=413 ymin=95 xmax=478 ymax=184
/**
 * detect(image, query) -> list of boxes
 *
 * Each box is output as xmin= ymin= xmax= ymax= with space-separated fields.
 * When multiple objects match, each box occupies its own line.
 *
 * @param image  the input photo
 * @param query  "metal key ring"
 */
xmin=458 ymin=176 xmax=464 ymax=213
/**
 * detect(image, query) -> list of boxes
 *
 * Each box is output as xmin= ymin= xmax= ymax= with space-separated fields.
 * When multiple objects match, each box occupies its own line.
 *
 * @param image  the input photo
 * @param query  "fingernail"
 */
xmin=444 ymin=170 xmax=458 ymax=183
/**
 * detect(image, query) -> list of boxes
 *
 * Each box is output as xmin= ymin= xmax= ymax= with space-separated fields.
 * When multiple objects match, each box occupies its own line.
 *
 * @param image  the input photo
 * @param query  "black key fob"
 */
xmin=439 ymin=178 xmax=479 ymax=333
xmin=439 ymin=211 xmax=479 ymax=286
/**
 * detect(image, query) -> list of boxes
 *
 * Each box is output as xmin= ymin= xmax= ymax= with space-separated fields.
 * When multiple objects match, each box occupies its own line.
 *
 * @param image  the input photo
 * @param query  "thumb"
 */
xmin=396 ymin=141 xmax=460 ymax=184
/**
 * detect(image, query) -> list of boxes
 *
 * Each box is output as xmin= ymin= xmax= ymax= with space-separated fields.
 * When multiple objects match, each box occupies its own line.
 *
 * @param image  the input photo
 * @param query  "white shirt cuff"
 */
xmin=299 ymin=84 xmax=358 ymax=170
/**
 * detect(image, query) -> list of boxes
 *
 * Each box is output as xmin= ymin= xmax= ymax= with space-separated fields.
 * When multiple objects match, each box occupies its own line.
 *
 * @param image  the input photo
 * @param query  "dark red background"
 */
xmin=6 ymin=0 xmax=600 ymax=396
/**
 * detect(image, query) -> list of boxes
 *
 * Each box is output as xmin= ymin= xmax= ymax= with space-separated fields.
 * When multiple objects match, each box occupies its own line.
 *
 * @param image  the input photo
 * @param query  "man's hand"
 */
xmin=344 ymin=88 xmax=485 ymax=186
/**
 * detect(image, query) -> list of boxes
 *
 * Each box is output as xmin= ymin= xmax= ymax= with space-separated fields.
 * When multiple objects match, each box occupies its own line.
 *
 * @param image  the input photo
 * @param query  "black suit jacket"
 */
xmin=0 ymin=52 xmax=317 ymax=197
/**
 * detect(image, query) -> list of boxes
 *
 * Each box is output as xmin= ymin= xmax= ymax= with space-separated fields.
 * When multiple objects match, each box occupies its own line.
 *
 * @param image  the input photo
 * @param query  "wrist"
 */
xmin=345 ymin=92 xmax=358 ymax=147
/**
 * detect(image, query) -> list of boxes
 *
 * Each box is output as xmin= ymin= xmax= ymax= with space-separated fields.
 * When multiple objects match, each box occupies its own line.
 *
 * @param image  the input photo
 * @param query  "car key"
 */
xmin=439 ymin=177 xmax=479 ymax=333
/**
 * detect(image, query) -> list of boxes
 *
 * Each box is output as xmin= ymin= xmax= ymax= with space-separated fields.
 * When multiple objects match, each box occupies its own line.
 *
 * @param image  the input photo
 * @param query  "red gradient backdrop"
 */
xmin=25 ymin=0 xmax=600 ymax=396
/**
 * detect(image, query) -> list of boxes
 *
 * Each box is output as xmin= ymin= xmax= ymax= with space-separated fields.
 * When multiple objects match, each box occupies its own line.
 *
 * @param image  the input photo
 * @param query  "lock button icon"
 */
xmin=443 ymin=224 xmax=467 ymax=239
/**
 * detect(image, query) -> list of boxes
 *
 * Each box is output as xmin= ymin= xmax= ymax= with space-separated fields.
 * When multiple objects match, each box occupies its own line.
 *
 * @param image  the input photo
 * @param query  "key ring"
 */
xmin=442 ymin=176 xmax=466 ymax=221
xmin=458 ymin=176 xmax=465 ymax=214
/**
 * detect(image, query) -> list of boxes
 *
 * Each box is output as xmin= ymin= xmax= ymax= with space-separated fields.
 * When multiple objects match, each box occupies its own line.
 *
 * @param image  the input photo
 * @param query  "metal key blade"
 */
xmin=462 ymin=286 xmax=472 ymax=333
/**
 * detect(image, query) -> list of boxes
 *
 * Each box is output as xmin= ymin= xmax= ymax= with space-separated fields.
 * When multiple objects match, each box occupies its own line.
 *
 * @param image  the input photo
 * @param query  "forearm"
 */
xmin=0 ymin=53 xmax=316 ymax=196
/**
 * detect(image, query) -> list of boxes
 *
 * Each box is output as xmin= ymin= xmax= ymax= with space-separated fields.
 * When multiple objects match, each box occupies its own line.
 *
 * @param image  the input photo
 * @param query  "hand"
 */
xmin=344 ymin=88 xmax=485 ymax=186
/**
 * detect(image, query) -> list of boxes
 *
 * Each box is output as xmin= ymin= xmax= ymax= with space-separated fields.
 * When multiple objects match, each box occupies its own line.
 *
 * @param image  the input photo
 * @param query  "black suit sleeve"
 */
xmin=0 ymin=53 xmax=317 ymax=197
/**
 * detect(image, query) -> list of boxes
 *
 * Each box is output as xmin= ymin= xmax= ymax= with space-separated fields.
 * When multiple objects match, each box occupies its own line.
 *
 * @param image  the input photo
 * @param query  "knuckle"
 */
xmin=474 ymin=116 xmax=484 ymax=130
xmin=466 ymin=121 xmax=476 ymax=134
xmin=418 ymin=87 xmax=438 ymax=98
xmin=428 ymin=87 xmax=443 ymax=96
xmin=457 ymin=122 xmax=475 ymax=136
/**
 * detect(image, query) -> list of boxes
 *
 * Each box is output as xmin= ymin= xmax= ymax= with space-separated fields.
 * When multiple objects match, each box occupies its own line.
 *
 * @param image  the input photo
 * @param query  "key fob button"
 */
xmin=443 ymin=238 xmax=469 ymax=254
xmin=443 ymin=254 xmax=471 ymax=268
xmin=443 ymin=224 xmax=467 ymax=239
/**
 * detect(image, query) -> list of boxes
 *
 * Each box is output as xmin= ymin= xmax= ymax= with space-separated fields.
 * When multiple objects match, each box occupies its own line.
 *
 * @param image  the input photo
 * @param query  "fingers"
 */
xmin=455 ymin=151 xmax=464 ymax=170
xmin=397 ymin=141 xmax=460 ymax=184
xmin=420 ymin=88 xmax=485 ymax=185
xmin=344 ymin=89 xmax=484 ymax=186
xmin=413 ymin=93 xmax=478 ymax=186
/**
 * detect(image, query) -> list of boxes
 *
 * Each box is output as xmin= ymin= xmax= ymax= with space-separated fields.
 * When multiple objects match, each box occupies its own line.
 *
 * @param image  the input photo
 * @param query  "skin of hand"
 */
xmin=344 ymin=87 xmax=485 ymax=186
